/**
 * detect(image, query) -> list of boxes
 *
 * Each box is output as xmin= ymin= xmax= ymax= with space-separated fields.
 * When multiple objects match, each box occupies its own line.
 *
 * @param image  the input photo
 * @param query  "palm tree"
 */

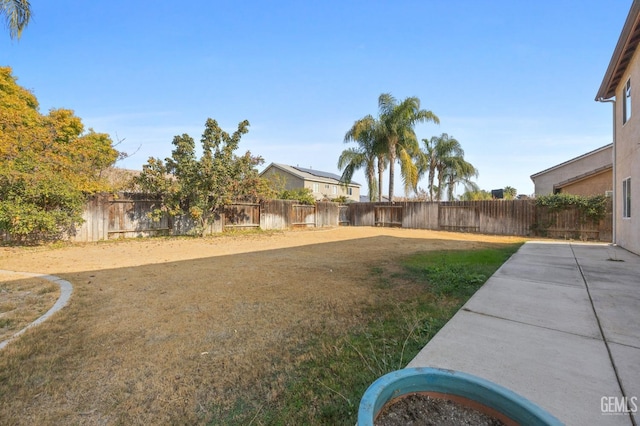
xmin=416 ymin=133 xmax=461 ymax=201
xmin=415 ymin=133 xmax=478 ymax=201
xmin=415 ymin=136 xmax=438 ymax=201
xmin=1 ymin=0 xmax=31 ymax=39
xmin=339 ymin=115 xmax=381 ymax=201
xmin=377 ymin=93 xmax=439 ymax=202
xmin=443 ymin=155 xmax=478 ymax=201
xmin=503 ymin=186 xmax=517 ymax=200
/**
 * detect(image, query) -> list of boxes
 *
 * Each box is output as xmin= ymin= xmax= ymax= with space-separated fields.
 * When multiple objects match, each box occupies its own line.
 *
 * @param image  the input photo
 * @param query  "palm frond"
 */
xmin=1 ymin=0 xmax=31 ymax=39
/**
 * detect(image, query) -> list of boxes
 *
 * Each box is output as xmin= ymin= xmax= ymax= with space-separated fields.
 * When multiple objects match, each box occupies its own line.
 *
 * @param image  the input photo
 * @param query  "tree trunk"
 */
xmin=388 ymin=142 xmax=396 ymax=202
xmin=447 ymin=176 xmax=454 ymax=201
xmin=377 ymin=157 xmax=385 ymax=202
xmin=367 ymin=166 xmax=377 ymax=202
xmin=428 ymin=168 xmax=435 ymax=202
xmin=436 ymin=168 xmax=444 ymax=201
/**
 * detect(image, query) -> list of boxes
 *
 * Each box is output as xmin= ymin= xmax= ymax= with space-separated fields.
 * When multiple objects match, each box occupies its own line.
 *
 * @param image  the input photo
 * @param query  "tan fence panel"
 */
xmin=338 ymin=205 xmax=350 ymax=225
xmin=438 ymin=202 xmax=480 ymax=232
xmin=475 ymin=200 xmax=536 ymax=236
xmin=347 ymin=203 xmax=376 ymax=226
xmin=72 ymin=194 xmax=169 ymax=241
xmin=316 ymin=202 xmax=339 ymax=227
xmin=71 ymin=194 xmax=109 ymax=242
xmin=224 ymin=203 xmax=260 ymax=229
xmin=292 ymin=205 xmax=316 ymax=227
xmin=260 ymin=199 xmax=291 ymax=230
xmin=401 ymin=201 xmax=439 ymax=229
xmin=107 ymin=197 xmax=170 ymax=239
xmin=375 ymin=204 xmax=403 ymax=227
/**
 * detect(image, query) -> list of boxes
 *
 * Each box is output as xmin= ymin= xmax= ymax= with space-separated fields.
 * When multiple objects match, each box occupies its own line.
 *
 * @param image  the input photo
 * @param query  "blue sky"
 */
xmin=2 ymin=1 xmax=632 ymax=197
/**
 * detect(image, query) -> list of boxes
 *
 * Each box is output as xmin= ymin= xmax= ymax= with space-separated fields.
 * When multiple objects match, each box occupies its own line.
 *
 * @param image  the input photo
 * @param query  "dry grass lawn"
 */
xmin=0 ymin=227 xmax=524 ymax=425
xmin=0 ymin=274 xmax=60 ymax=343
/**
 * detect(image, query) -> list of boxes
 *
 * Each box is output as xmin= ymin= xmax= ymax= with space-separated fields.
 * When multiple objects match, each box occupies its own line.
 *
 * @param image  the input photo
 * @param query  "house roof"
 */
xmin=596 ymin=0 xmax=640 ymax=100
xmin=292 ymin=165 xmax=344 ymax=182
xmin=530 ymin=144 xmax=613 ymax=180
xmin=261 ymin=163 xmax=361 ymax=186
xmin=553 ymin=164 xmax=612 ymax=190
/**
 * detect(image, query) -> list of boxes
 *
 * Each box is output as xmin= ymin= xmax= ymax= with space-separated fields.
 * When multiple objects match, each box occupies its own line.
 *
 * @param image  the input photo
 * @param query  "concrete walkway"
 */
xmin=408 ymin=242 xmax=640 ymax=426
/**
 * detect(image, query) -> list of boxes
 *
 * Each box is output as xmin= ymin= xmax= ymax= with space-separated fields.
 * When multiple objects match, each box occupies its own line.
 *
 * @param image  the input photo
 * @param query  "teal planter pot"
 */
xmin=358 ymin=367 xmax=563 ymax=426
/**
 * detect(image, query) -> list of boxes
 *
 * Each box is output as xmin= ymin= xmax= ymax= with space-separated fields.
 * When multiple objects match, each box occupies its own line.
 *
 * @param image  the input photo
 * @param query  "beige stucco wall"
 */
xmin=531 ymin=146 xmax=612 ymax=196
xmin=261 ymin=167 xmax=360 ymax=202
xmin=559 ymin=170 xmax=613 ymax=196
xmin=261 ymin=167 xmax=305 ymax=192
xmin=613 ymin=45 xmax=640 ymax=255
xmin=305 ymin=181 xmax=360 ymax=202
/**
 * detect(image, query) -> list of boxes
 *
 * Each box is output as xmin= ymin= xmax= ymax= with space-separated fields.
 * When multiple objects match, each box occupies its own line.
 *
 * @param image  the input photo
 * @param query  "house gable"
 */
xmin=260 ymin=163 xmax=361 ymax=202
xmin=530 ymin=144 xmax=613 ymax=196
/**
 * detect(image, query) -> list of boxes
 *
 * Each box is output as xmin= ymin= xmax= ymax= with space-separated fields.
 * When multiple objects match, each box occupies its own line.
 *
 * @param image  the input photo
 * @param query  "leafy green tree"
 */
xmin=135 ymin=119 xmax=267 ymax=236
xmin=460 ymin=189 xmax=493 ymax=201
xmin=1 ymin=0 xmax=31 ymax=39
xmin=0 ymin=67 xmax=119 ymax=241
xmin=278 ymin=188 xmax=315 ymax=205
xmin=339 ymin=115 xmax=386 ymax=202
xmin=377 ymin=93 xmax=439 ymax=201
xmin=503 ymin=186 xmax=517 ymax=200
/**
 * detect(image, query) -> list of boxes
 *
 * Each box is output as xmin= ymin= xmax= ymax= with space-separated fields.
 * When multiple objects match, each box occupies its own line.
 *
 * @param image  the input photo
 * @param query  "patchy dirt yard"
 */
xmin=0 ymin=227 xmax=524 ymax=425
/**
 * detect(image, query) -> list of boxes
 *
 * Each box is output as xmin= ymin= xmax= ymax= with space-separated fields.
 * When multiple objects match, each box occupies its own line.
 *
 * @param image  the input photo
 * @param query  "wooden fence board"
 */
xmin=55 ymin=197 xmax=612 ymax=243
xmin=224 ymin=203 xmax=260 ymax=229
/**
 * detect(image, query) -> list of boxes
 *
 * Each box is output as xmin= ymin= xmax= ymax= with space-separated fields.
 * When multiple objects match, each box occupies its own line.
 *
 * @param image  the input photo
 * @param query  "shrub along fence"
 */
xmin=67 ymin=196 xmax=611 ymax=243
xmin=345 ymin=200 xmax=612 ymax=241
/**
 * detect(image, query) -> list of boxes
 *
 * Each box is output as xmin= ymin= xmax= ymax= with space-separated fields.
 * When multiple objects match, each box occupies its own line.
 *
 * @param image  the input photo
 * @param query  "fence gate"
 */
xmin=224 ymin=203 xmax=260 ymax=229
xmin=292 ymin=204 xmax=316 ymax=227
xmin=107 ymin=198 xmax=169 ymax=238
xmin=374 ymin=205 xmax=403 ymax=227
xmin=438 ymin=204 xmax=480 ymax=232
xmin=338 ymin=205 xmax=350 ymax=225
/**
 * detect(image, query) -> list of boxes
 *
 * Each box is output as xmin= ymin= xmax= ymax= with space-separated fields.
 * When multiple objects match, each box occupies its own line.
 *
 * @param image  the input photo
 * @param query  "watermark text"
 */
xmin=601 ymin=396 xmax=638 ymax=415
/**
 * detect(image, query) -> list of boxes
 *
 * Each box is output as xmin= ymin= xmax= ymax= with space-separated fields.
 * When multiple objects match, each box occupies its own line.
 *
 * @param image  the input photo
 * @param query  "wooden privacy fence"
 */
xmin=72 ymin=197 xmax=340 ymax=242
xmin=73 ymin=194 xmax=171 ymax=242
xmin=223 ymin=203 xmax=260 ymax=229
xmin=344 ymin=200 xmax=612 ymax=241
xmin=69 ymin=196 xmax=612 ymax=242
xmin=374 ymin=205 xmax=403 ymax=227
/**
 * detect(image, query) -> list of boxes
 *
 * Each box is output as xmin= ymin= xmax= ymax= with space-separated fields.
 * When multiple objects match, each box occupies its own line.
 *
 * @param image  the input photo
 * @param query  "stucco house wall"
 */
xmin=260 ymin=163 xmax=361 ymax=202
xmin=260 ymin=167 xmax=304 ymax=192
xmin=560 ymin=170 xmax=612 ymax=196
xmin=596 ymin=0 xmax=640 ymax=255
xmin=530 ymin=145 xmax=612 ymax=196
xmin=612 ymin=46 xmax=640 ymax=255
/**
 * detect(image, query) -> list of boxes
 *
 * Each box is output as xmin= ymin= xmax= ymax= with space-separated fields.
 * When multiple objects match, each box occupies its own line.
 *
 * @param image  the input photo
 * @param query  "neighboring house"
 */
xmin=260 ymin=163 xmax=361 ymax=202
xmin=530 ymin=144 xmax=613 ymax=197
xmin=596 ymin=0 xmax=640 ymax=255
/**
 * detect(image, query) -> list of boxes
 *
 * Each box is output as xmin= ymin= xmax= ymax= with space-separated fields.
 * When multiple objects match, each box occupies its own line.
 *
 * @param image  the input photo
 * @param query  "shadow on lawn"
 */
xmin=0 ymin=234 xmax=520 ymax=425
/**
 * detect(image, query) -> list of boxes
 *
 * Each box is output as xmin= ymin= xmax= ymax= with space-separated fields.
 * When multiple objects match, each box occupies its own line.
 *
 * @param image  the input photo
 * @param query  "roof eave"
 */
xmin=596 ymin=1 xmax=640 ymax=101
xmin=530 ymin=143 xmax=613 ymax=180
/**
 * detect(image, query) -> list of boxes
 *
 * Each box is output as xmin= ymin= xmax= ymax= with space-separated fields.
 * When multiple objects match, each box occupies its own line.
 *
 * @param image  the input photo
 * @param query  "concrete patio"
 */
xmin=408 ymin=241 xmax=640 ymax=426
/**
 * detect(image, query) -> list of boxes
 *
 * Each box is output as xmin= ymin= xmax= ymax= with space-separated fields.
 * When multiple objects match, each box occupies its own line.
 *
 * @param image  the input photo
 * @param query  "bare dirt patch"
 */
xmin=0 ymin=227 xmax=524 ymax=425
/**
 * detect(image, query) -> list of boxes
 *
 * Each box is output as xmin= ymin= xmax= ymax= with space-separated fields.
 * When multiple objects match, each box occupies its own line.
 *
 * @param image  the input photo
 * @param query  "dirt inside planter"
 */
xmin=375 ymin=393 xmax=507 ymax=426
